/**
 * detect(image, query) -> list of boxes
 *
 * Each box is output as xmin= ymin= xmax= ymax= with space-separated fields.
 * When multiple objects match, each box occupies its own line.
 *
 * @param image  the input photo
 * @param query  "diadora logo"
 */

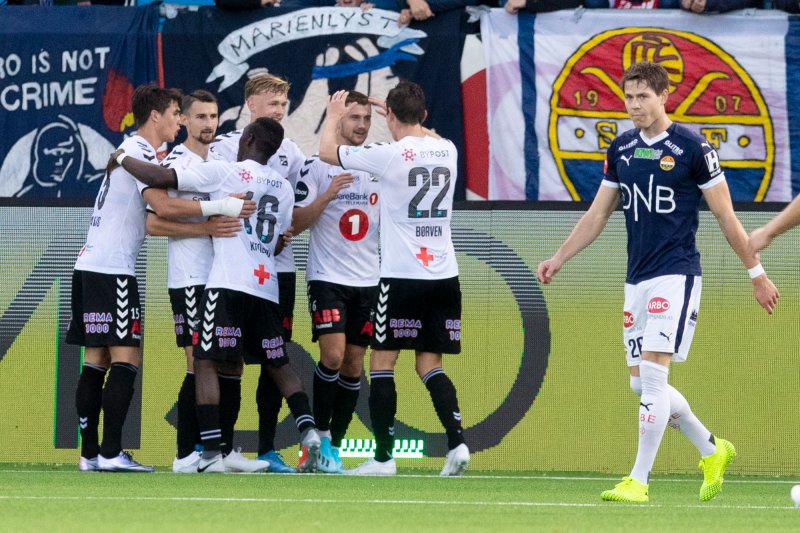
xmin=623 ymin=311 xmax=635 ymax=329
xmin=648 ymin=297 xmax=670 ymax=313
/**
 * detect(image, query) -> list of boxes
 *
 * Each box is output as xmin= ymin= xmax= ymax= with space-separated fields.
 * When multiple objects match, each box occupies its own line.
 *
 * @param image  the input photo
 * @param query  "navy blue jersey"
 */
xmin=602 ymin=123 xmax=725 ymax=284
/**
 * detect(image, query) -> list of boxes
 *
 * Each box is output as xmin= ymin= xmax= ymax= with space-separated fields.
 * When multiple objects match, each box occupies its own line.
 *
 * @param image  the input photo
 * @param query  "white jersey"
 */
xmin=175 ymin=159 xmax=293 ymax=303
xmin=295 ymin=155 xmax=380 ymax=286
xmin=338 ymin=136 xmax=459 ymax=280
xmin=159 ymin=144 xmax=213 ymax=289
xmin=209 ymin=130 xmax=304 ymax=273
xmin=74 ymin=135 xmax=152 ymax=275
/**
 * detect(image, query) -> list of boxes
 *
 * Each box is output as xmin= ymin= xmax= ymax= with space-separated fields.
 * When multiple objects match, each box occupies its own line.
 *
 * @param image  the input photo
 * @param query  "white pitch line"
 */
xmin=0 ymin=470 xmax=795 ymax=484
xmin=0 ymin=494 xmax=795 ymax=510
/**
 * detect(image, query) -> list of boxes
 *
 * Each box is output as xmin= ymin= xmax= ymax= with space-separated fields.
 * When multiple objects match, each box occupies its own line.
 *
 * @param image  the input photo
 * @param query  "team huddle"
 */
xmin=68 ymin=75 xmax=468 ymax=477
xmin=67 ymin=61 xmax=787 ymax=502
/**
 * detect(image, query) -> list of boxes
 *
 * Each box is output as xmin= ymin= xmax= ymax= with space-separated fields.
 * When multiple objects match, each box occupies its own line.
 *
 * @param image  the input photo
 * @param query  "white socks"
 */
xmin=630 ymin=375 xmax=716 ymax=457
xmin=630 ymin=361 xmax=670 ymax=485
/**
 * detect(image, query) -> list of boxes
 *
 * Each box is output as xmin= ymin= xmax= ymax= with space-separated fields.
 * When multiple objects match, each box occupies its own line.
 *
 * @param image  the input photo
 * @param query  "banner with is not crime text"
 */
xmin=0 ymin=6 xmax=159 ymax=200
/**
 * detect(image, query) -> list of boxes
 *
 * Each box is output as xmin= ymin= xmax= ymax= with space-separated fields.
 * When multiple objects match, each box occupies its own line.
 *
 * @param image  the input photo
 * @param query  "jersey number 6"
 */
xmin=243 ymin=191 xmax=279 ymax=243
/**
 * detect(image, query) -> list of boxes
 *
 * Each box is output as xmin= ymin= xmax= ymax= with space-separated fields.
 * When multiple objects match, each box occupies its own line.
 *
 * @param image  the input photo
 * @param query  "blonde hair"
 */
xmin=244 ymin=74 xmax=290 ymax=99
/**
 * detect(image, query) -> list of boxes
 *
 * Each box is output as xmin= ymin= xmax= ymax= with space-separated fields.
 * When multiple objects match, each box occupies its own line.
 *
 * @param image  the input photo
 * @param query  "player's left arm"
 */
xmin=749 ymin=193 xmax=800 ymax=252
xmin=146 ymin=211 xmax=242 ymax=238
xmin=703 ymin=182 xmax=779 ymax=314
xmin=110 ymin=148 xmax=177 ymax=189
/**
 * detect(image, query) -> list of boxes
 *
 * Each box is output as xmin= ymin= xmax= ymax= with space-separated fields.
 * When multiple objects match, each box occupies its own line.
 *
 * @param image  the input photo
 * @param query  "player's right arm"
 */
xmin=146 ymin=212 xmax=242 ymax=238
xmin=750 ymin=193 xmax=800 ymax=252
xmin=292 ymin=159 xmax=354 ymax=234
xmin=537 ymin=184 xmax=619 ymax=284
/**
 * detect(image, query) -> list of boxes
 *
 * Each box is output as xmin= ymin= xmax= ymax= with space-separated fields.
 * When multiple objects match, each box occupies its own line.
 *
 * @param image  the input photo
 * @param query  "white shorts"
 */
xmin=622 ymin=274 xmax=701 ymax=366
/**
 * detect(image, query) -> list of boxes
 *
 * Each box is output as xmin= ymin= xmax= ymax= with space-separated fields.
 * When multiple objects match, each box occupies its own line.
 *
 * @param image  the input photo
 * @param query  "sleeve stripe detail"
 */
xmin=698 ymin=174 xmax=726 ymax=190
xmin=601 ymin=179 xmax=619 ymax=189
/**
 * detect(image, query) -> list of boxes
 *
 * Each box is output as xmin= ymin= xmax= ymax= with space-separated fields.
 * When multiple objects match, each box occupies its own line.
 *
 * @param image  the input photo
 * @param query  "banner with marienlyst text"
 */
xmin=473 ymin=8 xmax=800 ymax=202
xmin=0 ymin=6 xmax=159 ymax=200
xmin=161 ymin=6 xmax=467 ymax=200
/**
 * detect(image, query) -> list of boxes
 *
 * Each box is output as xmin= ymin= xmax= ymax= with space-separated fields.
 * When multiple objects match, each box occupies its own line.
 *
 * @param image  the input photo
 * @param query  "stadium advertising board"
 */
xmin=0 ymin=206 xmax=797 ymax=475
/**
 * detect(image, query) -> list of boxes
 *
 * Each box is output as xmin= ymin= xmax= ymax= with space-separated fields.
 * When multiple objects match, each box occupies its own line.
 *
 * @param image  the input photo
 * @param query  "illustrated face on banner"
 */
xmin=32 ymin=120 xmax=86 ymax=188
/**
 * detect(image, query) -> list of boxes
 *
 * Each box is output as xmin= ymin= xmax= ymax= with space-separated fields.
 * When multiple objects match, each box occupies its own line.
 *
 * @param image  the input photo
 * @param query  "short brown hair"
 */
xmin=182 ymin=89 xmax=217 ymax=114
xmin=385 ymin=80 xmax=426 ymax=125
xmin=132 ymin=84 xmax=182 ymax=127
xmin=244 ymin=73 xmax=290 ymax=100
xmin=345 ymin=90 xmax=369 ymax=106
xmin=620 ymin=62 xmax=669 ymax=94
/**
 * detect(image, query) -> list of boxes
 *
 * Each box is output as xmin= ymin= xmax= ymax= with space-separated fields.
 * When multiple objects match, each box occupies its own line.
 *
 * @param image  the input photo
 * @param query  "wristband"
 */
xmin=116 ymin=152 xmax=127 ymax=165
xmin=748 ymin=264 xmax=765 ymax=279
xmin=200 ymin=197 xmax=244 ymax=218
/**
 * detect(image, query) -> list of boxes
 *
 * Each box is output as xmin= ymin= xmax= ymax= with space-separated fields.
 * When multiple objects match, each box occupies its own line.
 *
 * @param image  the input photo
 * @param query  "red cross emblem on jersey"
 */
xmin=253 ymin=264 xmax=271 ymax=284
xmin=402 ymin=148 xmax=416 ymax=162
xmin=415 ymin=247 xmax=434 ymax=267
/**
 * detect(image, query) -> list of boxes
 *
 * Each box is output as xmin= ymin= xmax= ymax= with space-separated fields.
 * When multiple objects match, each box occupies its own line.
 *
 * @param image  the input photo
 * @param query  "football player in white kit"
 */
xmin=111 ymin=117 xmax=322 ymax=473
xmin=68 ymin=85 xmax=254 ymax=472
xmin=537 ymin=62 xmax=779 ymax=502
xmin=209 ymin=74 xmax=306 ymax=473
xmin=293 ymin=91 xmax=379 ymax=473
xmin=147 ymin=90 xmax=269 ymax=474
xmin=320 ymin=81 xmax=470 ymax=476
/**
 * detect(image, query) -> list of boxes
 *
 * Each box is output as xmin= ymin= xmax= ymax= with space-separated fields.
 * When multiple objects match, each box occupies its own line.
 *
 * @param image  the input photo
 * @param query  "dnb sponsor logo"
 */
xmin=647 ymin=297 xmax=670 ymax=314
xmin=549 ymin=29 xmax=773 ymax=201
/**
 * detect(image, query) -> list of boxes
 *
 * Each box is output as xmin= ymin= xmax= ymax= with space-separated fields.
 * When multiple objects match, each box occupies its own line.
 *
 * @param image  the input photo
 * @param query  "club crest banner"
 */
xmin=478 ymin=8 xmax=799 ymax=201
xmin=0 ymin=6 xmax=159 ymax=200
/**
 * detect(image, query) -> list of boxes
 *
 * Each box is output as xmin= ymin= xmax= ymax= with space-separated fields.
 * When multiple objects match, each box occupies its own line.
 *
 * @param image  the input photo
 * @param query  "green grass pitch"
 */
xmin=1 ymin=465 xmax=798 ymax=532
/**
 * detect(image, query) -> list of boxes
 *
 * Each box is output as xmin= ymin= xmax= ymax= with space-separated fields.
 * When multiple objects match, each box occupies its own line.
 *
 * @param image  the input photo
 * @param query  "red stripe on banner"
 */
xmin=462 ymin=70 xmax=489 ymax=200
xmin=157 ymin=32 xmax=165 ymax=88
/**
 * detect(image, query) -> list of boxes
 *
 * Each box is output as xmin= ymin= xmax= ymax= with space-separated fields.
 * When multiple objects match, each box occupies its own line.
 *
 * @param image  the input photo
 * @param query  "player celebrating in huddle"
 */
xmin=320 ymin=81 xmax=469 ymax=476
xmin=209 ymin=73 xmax=305 ymax=472
xmin=293 ymin=90 xmax=380 ymax=473
xmin=147 ymin=90 xmax=269 ymax=473
xmin=538 ymin=62 xmax=779 ymax=502
xmin=69 ymin=85 xmax=254 ymax=472
xmin=111 ymin=117 xmax=321 ymax=473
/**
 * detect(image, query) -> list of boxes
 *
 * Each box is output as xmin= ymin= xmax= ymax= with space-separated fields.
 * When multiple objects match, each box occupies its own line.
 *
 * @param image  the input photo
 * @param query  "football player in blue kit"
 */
xmin=538 ymin=62 xmax=779 ymax=502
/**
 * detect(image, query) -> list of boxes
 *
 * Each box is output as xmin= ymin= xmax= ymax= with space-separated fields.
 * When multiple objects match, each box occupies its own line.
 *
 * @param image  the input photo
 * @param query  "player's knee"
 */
xmin=320 ymin=349 xmax=345 ymax=370
xmin=630 ymin=375 xmax=642 ymax=397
